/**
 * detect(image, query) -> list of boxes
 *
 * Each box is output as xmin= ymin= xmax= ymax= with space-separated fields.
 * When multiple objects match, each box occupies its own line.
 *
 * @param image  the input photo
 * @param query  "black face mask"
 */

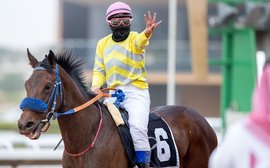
xmin=110 ymin=25 xmax=130 ymax=42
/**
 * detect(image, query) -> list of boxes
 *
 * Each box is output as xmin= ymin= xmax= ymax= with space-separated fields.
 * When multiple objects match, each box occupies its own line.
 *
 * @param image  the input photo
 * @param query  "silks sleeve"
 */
xmin=134 ymin=31 xmax=152 ymax=50
xmin=92 ymin=40 xmax=106 ymax=87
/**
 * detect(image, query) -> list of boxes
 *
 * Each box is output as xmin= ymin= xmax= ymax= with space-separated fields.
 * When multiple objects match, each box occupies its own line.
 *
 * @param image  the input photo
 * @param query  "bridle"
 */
xmin=20 ymin=64 xmax=63 ymax=132
xmin=19 ymin=64 xmax=123 ymax=157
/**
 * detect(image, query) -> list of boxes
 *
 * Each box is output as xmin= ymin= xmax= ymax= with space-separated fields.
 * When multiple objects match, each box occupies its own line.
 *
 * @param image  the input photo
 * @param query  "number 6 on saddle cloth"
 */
xmin=105 ymin=91 xmax=180 ymax=168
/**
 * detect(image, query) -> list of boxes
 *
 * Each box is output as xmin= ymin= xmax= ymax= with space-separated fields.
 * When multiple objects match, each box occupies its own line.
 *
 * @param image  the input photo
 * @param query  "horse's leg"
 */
xmin=181 ymin=120 xmax=217 ymax=168
xmin=182 ymin=137 xmax=212 ymax=168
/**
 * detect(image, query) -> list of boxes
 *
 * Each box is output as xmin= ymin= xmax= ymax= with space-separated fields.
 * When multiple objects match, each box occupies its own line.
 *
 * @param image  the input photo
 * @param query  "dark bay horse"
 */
xmin=18 ymin=49 xmax=217 ymax=168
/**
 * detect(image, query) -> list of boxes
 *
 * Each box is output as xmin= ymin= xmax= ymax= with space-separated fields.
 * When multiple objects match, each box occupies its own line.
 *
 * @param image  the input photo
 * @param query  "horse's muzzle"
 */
xmin=18 ymin=117 xmax=43 ymax=140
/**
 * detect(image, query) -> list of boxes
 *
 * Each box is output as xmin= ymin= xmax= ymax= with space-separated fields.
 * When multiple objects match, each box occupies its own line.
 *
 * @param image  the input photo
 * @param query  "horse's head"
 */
xmin=18 ymin=49 xmax=60 ymax=140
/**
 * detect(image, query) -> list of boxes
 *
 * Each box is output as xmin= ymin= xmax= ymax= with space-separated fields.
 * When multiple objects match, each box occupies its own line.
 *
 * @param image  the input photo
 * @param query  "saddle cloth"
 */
xmin=115 ymin=107 xmax=180 ymax=168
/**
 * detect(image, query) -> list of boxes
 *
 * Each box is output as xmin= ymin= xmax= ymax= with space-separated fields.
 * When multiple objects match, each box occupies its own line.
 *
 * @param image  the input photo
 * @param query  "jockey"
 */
xmin=91 ymin=2 xmax=161 ymax=168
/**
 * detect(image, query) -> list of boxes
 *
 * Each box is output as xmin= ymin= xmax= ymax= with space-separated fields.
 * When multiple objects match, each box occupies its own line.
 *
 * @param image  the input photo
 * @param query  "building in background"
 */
xmin=58 ymin=0 xmax=222 ymax=117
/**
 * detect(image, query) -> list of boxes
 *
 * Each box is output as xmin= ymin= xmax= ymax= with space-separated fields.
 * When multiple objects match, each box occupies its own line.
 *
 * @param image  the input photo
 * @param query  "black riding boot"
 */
xmin=136 ymin=163 xmax=150 ymax=168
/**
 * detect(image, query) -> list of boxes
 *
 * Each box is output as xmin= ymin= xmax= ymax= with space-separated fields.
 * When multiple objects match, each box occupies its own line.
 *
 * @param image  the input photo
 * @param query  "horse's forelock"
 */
xmin=39 ymin=63 xmax=54 ymax=72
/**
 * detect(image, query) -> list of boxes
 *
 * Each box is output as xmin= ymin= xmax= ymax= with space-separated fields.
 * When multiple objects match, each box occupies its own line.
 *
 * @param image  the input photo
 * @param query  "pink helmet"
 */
xmin=106 ymin=2 xmax=133 ymax=22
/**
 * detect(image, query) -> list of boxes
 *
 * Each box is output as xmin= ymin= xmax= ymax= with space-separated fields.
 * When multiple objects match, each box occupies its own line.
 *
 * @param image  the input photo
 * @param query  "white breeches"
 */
xmin=104 ymin=85 xmax=151 ymax=151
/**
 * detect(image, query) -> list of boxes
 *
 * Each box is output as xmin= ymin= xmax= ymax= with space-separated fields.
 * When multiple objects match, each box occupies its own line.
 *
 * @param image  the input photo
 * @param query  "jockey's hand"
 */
xmin=91 ymin=86 xmax=100 ymax=94
xmin=144 ymin=11 xmax=162 ymax=38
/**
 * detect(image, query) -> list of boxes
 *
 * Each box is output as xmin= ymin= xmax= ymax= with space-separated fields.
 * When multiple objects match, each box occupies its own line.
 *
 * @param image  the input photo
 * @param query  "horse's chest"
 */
xmin=63 ymin=150 xmax=128 ymax=168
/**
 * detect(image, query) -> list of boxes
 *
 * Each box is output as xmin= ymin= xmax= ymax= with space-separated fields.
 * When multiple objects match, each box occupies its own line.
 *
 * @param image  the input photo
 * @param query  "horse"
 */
xmin=18 ymin=49 xmax=217 ymax=168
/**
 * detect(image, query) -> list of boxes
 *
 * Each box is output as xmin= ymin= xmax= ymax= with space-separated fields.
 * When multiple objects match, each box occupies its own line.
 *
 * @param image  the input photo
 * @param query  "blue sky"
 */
xmin=0 ymin=0 xmax=58 ymax=50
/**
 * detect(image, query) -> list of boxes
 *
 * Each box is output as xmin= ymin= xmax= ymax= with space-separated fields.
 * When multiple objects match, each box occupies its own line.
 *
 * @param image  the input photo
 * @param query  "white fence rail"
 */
xmin=0 ymin=132 xmax=63 ymax=168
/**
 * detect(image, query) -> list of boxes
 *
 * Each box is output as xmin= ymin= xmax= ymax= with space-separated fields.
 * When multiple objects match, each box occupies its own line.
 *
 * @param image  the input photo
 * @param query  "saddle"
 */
xmin=105 ymin=103 xmax=180 ymax=168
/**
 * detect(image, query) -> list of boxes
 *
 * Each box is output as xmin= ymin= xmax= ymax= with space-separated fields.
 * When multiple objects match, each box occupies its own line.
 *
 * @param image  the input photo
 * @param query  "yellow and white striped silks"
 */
xmin=92 ymin=31 xmax=151 ymax=89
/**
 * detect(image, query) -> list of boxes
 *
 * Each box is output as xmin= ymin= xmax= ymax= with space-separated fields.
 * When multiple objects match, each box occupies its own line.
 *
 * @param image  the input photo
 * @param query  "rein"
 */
xmin=19 ymin=64 xmax=122 ymax=157
xmin=64 ymin=103 xmax=103 ymax=157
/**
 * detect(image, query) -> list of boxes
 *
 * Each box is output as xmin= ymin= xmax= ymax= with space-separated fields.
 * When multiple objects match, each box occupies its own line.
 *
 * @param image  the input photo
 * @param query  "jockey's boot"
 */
xmin=136 ymin=163 xmax=150 ymax=168
xmin=135 ymin=151 xmax=151 ymax=168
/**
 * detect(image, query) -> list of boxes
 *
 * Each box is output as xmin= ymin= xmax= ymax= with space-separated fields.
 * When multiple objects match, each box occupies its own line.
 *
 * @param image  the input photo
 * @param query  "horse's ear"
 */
xmin=47 ymin=50 xmax=57 ymax=67
xmin=27 ymin=48 xmax=38 ymax=68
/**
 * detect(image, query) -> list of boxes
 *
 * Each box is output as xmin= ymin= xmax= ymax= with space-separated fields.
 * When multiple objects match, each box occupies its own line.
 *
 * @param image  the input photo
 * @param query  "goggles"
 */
xmin=108 ymin=17 xmax=132 ymax=27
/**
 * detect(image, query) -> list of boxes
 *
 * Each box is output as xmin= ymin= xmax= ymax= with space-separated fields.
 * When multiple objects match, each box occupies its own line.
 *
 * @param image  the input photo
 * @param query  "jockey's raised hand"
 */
xmin=144 ymin=11 xmax=162 ymax=38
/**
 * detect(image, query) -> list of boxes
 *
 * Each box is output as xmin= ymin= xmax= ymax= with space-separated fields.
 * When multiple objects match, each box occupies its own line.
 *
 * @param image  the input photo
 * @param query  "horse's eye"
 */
xmin=45 ymin=83 xmax=52 ymax=90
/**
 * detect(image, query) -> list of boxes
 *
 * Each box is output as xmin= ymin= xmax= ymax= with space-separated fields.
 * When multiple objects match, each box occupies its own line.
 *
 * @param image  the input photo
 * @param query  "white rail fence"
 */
xmin=0 ymin=118 xmax=222 ymax=168
xmin=0 ymin=132 xmax=63 ymax=168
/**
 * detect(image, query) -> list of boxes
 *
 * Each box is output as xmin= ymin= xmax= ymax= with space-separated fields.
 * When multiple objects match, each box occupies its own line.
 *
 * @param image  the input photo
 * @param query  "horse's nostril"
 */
xmin=18 ymin=122 xmax=23 ymax=130
xmin=25 ymin=122 xmax=34 ymax=129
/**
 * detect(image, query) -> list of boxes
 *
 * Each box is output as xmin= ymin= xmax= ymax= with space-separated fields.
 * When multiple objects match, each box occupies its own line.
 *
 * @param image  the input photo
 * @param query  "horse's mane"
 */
xmin=57 ymin=51 xmax=92 ymax=97
xmin=42 ymin=50 xmax=96 ymax=99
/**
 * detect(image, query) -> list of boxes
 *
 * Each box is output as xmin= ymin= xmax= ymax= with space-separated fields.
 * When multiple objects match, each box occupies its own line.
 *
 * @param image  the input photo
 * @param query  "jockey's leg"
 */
xmin=119 ymin=85 xmax=151 ymax=167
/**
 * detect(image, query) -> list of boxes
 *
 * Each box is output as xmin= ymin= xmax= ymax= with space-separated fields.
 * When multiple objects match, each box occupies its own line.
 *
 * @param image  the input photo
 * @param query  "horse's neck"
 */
xmin=56 ymin=68 xmax=101 ymax=154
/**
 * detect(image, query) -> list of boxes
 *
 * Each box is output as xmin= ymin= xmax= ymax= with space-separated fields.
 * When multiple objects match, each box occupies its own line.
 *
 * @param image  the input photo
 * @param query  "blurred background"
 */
xmin=0 ymin=0 xmax=269 ymax=167
xmin=0 ymin=0 xmax=221 ymax=123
